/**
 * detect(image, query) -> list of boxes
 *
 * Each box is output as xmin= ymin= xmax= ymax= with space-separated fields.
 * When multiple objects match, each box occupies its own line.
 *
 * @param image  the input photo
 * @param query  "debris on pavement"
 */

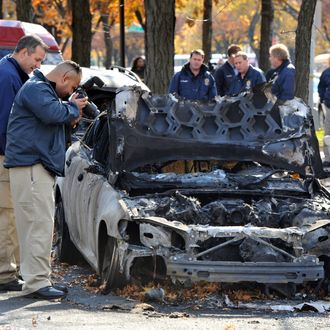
xmin=144 ymin=288 xmax=165 ymax=302
xmin=131 ymin=303 xmax=155 ymax=313
xmin=168 ymin=312 xmax=190 ymax=318
xmin=238 ymin=300 xmax=330 ymax=313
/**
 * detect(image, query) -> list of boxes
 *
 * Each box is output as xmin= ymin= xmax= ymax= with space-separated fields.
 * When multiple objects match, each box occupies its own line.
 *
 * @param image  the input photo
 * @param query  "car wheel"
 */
xmin=100 ymin=236 xmax=126 ymax=292
xmin=54 ymin=198 xmax=82 ymax=264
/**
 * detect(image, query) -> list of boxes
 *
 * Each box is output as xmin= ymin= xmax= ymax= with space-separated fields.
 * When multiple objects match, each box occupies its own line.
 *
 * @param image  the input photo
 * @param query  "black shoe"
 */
xmin=0 ymin=279 xmax=24 ymax=292
xmin=25 ymin=286 xmax=66 ymax=300
xmin=53 ymin=283 xmax=68 ymax=293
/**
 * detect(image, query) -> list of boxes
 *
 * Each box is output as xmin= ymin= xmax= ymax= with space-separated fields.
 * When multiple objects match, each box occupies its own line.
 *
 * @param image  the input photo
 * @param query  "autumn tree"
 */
xmin=259 ymin=0 xmax=274 ymax=72
xmin=32 ymin=0 xmax=73 ymax=56
xmin=16 ymin=0 xmax=34 ymax=22
xmin=71 ymin=0 xmax=92 ymax=67
xmin=295 ymin=0 xmax=317 ymax=102
xmin=247 ymin=4 xmax=260 ymax=60
xmin=92 ymin=1 xmax=117 ymax=69
xmin=144 ymin=0 xmax=175 ymax=93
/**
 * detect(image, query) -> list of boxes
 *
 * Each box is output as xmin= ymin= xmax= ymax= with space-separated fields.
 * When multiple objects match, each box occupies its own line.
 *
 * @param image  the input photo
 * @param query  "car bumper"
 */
xmin=166 ymin=259 xmax=324 ymax=284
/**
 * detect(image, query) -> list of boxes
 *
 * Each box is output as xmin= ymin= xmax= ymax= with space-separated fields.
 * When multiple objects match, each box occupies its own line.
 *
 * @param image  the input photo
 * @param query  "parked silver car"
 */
xmin=55 ymin=84 xmax=330 ymax=293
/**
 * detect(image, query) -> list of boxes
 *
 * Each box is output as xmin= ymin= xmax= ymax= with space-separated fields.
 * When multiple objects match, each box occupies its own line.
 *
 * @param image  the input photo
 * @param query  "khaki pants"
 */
xmin=9 ymin=164 xmax=55 ymax=294
xmin=0 ymin=155 xmax=19 ymax=284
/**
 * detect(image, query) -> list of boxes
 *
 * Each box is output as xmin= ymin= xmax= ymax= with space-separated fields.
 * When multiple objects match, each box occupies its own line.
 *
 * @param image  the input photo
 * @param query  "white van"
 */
xmin=315 ymin=54 xmax=330 ymax=75
xmin=174 ymin=53 xmax=226 ymax=73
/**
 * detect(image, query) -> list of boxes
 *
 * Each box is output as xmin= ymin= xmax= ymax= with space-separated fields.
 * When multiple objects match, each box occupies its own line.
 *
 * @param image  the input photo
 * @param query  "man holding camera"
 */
xmin=0 ymin=35 xmax=48 ymax=293
xmin=4 ymin=60 xmax=87 ymax=299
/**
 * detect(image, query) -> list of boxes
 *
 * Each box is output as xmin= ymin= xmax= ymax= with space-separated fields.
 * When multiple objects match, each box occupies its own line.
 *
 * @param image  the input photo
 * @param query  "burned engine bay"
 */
xmin=119 ymin=162 xmax=330 ymax=266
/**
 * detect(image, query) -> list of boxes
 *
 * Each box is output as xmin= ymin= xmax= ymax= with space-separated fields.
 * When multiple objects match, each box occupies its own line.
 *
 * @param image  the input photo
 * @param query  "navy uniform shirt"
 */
xmin=214 ymin=61 xmax=237 ymax=96
xmin=229 ymin=65 xmax=266 ymax=96
xmin=266 ymin=59 xmax=295 ymax=101
xmin=318 ymin=67 xmax=330 ymax=107
xmin=169 ymin=63 xmax=217 ymax=101
xmin=0 ymin=55 xmax=29 ymax=155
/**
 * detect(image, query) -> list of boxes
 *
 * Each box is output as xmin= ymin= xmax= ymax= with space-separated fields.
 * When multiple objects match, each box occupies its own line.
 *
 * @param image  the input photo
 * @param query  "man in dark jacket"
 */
xmin=229 ymin=51 xmax=266 ymax=96
xmin=0 ymin=35 xmax=47 ymax=293
xmin=267 ymin=43 xmax=295 ymax=102
xmin=318 ymin=66 xmax=330 ymax=164
xmin=4 ymin=61 xmax=87 ymax=300
xmin=169 ymin=49 xmax=217 ymax=101
xmin=214 ymin=44 xmax=241 ymax=96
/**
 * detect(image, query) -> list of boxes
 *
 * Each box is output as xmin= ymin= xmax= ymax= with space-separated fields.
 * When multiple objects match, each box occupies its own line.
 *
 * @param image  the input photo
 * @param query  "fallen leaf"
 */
xmin=32 ymin=316 xmax=38 ymax=327
xmin=224 ymin=323 xmax=235 ymax=330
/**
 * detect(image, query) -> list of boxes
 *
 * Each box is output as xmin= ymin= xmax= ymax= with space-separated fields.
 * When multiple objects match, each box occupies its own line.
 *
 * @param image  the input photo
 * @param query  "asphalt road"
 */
xmin=1 ymin=264 xmax=330 ymax=330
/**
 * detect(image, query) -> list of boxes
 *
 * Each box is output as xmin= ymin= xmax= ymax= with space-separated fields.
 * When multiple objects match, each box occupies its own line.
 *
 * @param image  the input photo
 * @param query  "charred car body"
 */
xmin=55 ymin=83 xmax=330 ymax=292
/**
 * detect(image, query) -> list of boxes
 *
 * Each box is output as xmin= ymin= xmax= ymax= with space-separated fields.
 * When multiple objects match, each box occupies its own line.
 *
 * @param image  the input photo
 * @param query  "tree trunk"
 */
xmin=101 ymin=14 xmax=113 ymax=69
xmin=71 ymin=0 xmax=91 ymax=67
xmin=16 ymin=0 xmax=33 ymax=22
xmin=61 ymin=37 xmax=70 ymax=55
xmin=202 ymin=0 xmax=212 ymax=64
xmin=144 ymin=0 xmax=175 ymax=94
xmin=248 ymin=11 xmax=261 ymax=61
xmin=295 ymin=0 xmax=317 ymax=102
xmin=259 ymin=0 xmax=274 ymax=73
xmin=0 ymin=0 xmax=3 ymax=19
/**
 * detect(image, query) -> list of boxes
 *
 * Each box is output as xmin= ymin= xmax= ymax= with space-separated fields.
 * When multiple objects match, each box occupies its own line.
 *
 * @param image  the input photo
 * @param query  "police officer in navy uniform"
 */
xmin=169 ymin=49 xmax=217 ymax=101
xmin=214 ymin=44 xmax=241 ymax=96
xmin=267 ymin=43 xmax=295 ymax=102
xmin=229 ymin=51 xmax=266 ymax=96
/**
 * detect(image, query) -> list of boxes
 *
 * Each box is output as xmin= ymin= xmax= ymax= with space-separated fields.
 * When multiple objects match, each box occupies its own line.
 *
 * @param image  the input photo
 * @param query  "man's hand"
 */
xmin=69 ymin=93 xmax=88 ymax=126
xmin=69 ymin=92 xmax=88 ymax=111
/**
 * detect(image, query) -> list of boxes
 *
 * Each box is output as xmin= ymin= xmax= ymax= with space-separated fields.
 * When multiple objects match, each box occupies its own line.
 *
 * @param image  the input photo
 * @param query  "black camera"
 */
xmin=75 ymin=76 xmax=105 ymax=119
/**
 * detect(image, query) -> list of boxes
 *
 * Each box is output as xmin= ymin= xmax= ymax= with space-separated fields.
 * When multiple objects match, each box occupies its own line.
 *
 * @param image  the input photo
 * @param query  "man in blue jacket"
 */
xmin=0 ymin=35 xmax=47 ymax=293
xmin=229 ymin=51 xmax=266 ymax=96
xmin=318 ymin=66 xmax=330 ymax=165
xmin=214 ymin=44 xmax=241 ymax=96
xmin=169 ymin=49 xmax=217 ymax=101
xmin=4 ymin=61 xmax=87 ymax=299
xmin=267 ymin=43 xmax=295 ymax=102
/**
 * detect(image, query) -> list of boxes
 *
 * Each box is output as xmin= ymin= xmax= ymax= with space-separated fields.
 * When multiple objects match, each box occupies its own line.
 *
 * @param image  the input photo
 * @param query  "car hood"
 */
xmin=40 ymin=65 xmax=149 ymax=91
xmin=109 ymin=87 xmax=323 ymax=177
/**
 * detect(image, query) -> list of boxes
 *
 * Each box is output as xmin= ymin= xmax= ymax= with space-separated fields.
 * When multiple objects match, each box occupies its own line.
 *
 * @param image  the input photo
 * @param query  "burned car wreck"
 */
xmin=55 ymin=84 xmax=330 ymax=292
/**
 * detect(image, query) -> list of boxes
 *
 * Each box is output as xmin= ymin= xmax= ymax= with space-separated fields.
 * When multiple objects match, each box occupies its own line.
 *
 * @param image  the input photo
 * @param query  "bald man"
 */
xmin=4 ymin=61 xmax=87 ymax=299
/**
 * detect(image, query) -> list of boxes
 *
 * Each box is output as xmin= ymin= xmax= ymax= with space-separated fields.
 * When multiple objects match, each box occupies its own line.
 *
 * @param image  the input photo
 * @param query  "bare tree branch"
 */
xmin=278 ymin=0 xmax=298 ymax=20
xmin=135 ymin=9 xmax=146 ymax=31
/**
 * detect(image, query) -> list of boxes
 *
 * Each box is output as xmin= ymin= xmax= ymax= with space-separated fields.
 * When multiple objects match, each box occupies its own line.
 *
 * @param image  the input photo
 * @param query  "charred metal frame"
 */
xmin=115 ymin=217 xmax=327 ymax=284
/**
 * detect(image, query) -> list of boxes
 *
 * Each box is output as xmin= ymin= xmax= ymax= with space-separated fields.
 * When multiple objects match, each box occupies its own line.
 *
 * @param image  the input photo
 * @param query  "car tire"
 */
xmin=54 ymin=198 xmax=83 ymax=264
xmin=100 ymin=236 xmax=126 ymax=292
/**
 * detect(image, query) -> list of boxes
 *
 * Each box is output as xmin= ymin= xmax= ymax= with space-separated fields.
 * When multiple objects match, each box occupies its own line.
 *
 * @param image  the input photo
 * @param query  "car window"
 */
xmin=42 ymin=52 xmax=63 ymax=65
xmin=82 ymin=114 xmax=109 ymax=165
xmin=93 ymin=118 xmax=109 ymax=165
xmin=81 ymin=121 xmax=96 ymax=148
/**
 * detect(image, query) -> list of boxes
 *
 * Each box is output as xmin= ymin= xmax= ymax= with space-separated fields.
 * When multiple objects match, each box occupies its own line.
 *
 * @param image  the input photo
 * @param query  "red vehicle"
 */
xmin=0 ymin=19 xmax=63 ymax=64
